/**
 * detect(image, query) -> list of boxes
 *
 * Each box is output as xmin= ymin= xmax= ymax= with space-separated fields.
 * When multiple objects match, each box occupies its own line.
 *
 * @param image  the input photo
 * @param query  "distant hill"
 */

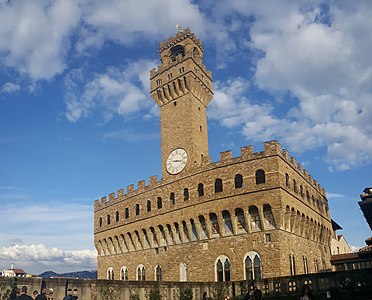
xmin=38 ymin=270 xmax=97 ymax=279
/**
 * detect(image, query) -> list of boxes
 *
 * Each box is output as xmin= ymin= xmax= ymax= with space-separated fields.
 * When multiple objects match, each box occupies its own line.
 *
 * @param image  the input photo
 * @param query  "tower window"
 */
xmin=214 ymin=179 xmax=223 ymax=193
xmin=168 ymin=73 xmax=173 ymax=79
xmin=99 ymin=217 xmax=102 ymax=227
xmin=125 ymin=208 xmax=129 ymax=219
xmin=115 ymin=211 xmax=119 ymax=222
xmin=135 ymin=204 xmax=140 ymax=216
xmin=107 ymin=214 xmax=111 ymax=225
xmin=255 ymin=169 xmax=266 ymax=184
xmin=170 ymin=192 xmax=175 ymax=205
xmin=157 ymin=197 xmax=162 ymax=209
xmin=184 ymin=188 xmax=189 ymax=201
xmin=147 ymin=200 xmax=151 ymax=212
xmin=198 ymin=183 xmax=204 ymax=197
xmin=234 ymin=174 xmax=243 ymax=189
xmin=200 ymin=125 xmax=202 ymax=131
xmin=170 ymin=45 xmax=185 ymax=61
xmin=173 ymin=101 xmax=177 ymax=106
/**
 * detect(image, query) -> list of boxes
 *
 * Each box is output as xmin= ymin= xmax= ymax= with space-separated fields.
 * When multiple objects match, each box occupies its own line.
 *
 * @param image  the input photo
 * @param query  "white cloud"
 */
xmin=1 ymin=82 xmax=20 ymax=93
xmin=206 ymin=1 xmax=372 ymax=170
xmin=327 ymin=192 xmax=345 ymax=199
xmin=64 ymin=59 xmax=156 ymax=122
xmin=0 ymin=244 xmax=96 ymax=274
xmin=0 ymin=0 xmax=82 ymax=80
xmin=77 ymin=0 xmax=205 ymax=52
xmin=350 ymin=245 xmax=362 ymax=253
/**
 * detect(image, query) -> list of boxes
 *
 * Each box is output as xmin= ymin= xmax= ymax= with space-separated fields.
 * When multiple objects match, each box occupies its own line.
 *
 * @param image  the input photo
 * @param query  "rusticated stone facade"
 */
xmin=94 ymin=28 xmax=333 ymax=282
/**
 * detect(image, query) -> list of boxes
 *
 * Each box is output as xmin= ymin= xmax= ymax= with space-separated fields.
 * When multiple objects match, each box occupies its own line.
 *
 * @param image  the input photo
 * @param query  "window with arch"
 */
xmin=293 ymin=179 xmax=298 ymax=193
xmin=115 ymin=211 xmax=119 ymax=222
xmin=210 ymin=213 xmax=220 ymax=236
xmin=135 ymin=204 xmax=140 ymax=216
xmin=107 ymin=214 xmax=111 ymax=225
xmin=289 ymin=253 xmax=296 ymax=275
xmin=234 ymin=174 xmax=243 ymax=189
xmin=155 ymin=265 xmax=163 ymax=281
xmin=215 ymin=256 xmax=231 ymax=282
xmin=285 ymin=173 xmax=290 ymax=187
xmin=300 ymin=185 xmax=304 ymax=197
xmin=107 ymin=267 xmax=114 ymax=280
xmin=307 ymin=190 xmax=310 ymax=202
xmin=170 ymin=192 xmax=175 ymax=205
xmin=136 ymin=264 xmax=146 ymax=281
xmin=125 ymin=208 xmax=129 ymax=219
xmin=99 ymin=217 xmax=102 ymax=227
xmin=157 ymin=197 xmax=162 ymax=209
xmin=249 ymin=206 xmax=261 ymax=230
xmin=303 ymin=255 xmax=309 ymax=274
xmin=120 ymin=266 xmax=128 ymax=281
xmin=147 ymin=200 xmax=151 ymax=212
xmin=244 ymin=251 xmax=262 ymax=280
xmin=180 ymin=262 xmax=187 ymax=282
xmin=314 ymin=257 xmax=319 ymax=273
xmin=184 ymin=188 xmax=189 ymax=201
xmin=256 ymin=169 xmax=265 ymax=184
xmin=215 ymin=178 xmax=223 ymax=193
xmin=263 ymin=204 xmax=276 ymax=228
xmin=198 ymin=183 xmax=204 ymax=196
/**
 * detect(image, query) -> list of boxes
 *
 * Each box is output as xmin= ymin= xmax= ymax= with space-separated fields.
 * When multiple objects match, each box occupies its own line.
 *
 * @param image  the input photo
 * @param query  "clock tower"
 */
xmin=150 ymin=28 xmax=213 ymax=179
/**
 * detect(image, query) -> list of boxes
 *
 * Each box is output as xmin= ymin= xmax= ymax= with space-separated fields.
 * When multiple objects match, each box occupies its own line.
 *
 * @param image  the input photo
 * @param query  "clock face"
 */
xmin=166 ymin=148 xmax=188 ymax=174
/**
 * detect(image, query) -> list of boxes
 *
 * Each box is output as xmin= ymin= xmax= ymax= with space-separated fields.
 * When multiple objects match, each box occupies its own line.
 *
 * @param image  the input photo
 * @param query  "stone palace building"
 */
xmin=94 ymin=28 xmax=333 ymax=282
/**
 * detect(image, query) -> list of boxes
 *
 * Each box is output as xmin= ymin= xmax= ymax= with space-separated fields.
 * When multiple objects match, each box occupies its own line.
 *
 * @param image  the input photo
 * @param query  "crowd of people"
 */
xmin=9 ymin=286 xmax=79 ymax=300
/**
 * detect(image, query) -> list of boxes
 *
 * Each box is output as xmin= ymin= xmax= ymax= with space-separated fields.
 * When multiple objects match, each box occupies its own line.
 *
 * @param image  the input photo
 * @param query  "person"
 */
xmin=62 ymin=289 xmax=73 ymax=300
xmin=35 ymin=288 xmax=48 ymax=300
xmin=72 ymin=289 xmax=78 ymax=300
xmin=202 ymin=291 xmax=207 ymax=300
xmin=243 ymin=286 xmax=262 ymax=300
xmin=224 ymin=292 xmax=231 ymax=300
xmin=32 ymin=291 xmax=39 ymax=300
xmin=15 ymin=286 xmax=33 ymax=300
xmin=299 ymin=284 xmax=313 ymax=300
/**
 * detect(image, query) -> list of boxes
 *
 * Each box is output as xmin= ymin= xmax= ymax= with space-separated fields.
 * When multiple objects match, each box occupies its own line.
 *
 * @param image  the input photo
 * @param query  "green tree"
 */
xmin=180 ymin=287 xmax=193 ymax=300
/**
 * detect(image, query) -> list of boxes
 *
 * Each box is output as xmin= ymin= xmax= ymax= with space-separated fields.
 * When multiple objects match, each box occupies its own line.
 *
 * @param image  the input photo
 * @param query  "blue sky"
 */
xmin=0 ymin=0 xmax=371 ymax=274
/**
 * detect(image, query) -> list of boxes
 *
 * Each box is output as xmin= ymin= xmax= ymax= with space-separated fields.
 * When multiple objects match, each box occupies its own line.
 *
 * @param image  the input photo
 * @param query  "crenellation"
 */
xmin=138 ymin=180 xmax=146 ymax=189
xmin=264 ymin=140 xmax=281 ymax=155
xmin=241 ymin=145 xmax=253 ymax=159
xmin=149 ymin=175 xmax=158 ymax=186
xmin=297 ymin=163 xmax=303 ymax=172
xmin=201 ymin=155 xmax=211 ymax=165
xmin=290 ymin=156 xmax=297 ymax=167
xmin=101 ymin=196 xmax=106 ymax=205
xmin=94 ymin=199 xmax=100 ymax=210
xmin=127 ymin=184 xmax=135 ymax=194
xmin=220 ymin=150 xmax=232 ymax=162
xmin=108 ymin=193 xmax=115 ymax=202
xmin=118 ymin=189 xmax=124 ymax=198
xmin=282 ymin=149 xmax=290 ymax=161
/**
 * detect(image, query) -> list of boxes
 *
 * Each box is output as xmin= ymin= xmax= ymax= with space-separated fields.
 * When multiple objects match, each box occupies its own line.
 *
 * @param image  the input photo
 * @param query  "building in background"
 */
xmin=94 ymin=28 xmax=333 ymax=282
xmin=2 ymin=265 xmax=27 ymax=277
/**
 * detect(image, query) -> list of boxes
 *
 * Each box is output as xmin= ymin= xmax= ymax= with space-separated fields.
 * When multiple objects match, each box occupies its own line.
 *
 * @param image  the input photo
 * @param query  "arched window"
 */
xmin=198 ymin=215 xmax=208 ymax=238
xmin=115 ymin=211 xmax=119 ymax=222
xmin=303 ymin=255 xmax=308 ymax=274
xmin=215 ymin=256 xmax=231 ymax=282
xmin=107 ymin=267 xmax=114 ymax=280
xmin=244 ymin=252 xmax=262 ymax=280
xmin=307 ymin=191 xmax=310 ymax=202
xmin=135 ymin=204 xmax=140 ymax=216
xmin=136 ymin=264 xmax=146 ymax=281
xmin=215 ymin=178 xmax=223 ymax=193
xmin=147 ymin=200 xmax=151 ymax=212
xmin=198 ymin=183 xmax=204 ymax=196
xmin=209 ymin=213 xmax=220 ymax=236
xmin=235 ymin=208 xmax=247 ymax=233
xmin=120 ymin=266 xmax=128 ymax=281
xmin=263 ymin=204 xmax=276 ymax=228
xmin=125 ymin=208 xmax=129 ymax=219
xmin=249 ymin=206 xmax=261 ymax=231
xmin=99 ymin=217 xmax=102 ymax=227
xmin=285 ymin=173 xmax=290 ymax=187
xmin=157 ymin=197 xmax=162 ymax=209
xmin=170 ymin=192 xmax=175 ymax=205
xmin=180 ymin=262 xmax=187 ymax=282
xmin=184 ymin=188 xmax=189 ymax=201
xmin=107 ymin=214 xmax=111 ymax=225
xmin=256 ymin=169 xmax=265 ymax=184
xmin=234 ymin=174 xmax=243 ymax=189
xmin=289 ymin=253 xmax=296 ymax=275
xmin=155 ymin=265 xmax=162 ymax=281
xmin=293 ymin=180 xmax=298 ymax=193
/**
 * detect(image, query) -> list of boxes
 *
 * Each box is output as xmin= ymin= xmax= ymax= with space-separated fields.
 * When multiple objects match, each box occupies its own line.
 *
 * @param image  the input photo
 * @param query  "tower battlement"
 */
xmin=94 ymin=140 xmax=326 ymax=210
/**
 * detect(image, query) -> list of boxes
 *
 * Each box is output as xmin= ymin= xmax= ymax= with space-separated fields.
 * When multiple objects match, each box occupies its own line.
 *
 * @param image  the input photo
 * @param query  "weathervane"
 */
xmin=176 ymin=24 xmax=183 ymax=33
